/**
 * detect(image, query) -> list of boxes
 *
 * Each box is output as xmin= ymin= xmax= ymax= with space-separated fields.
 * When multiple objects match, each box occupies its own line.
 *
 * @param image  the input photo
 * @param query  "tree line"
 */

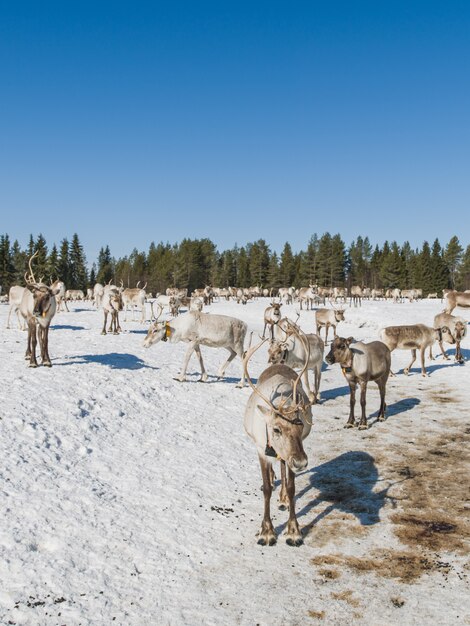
xmin=0 ymin=232 xmax=469 ymax=296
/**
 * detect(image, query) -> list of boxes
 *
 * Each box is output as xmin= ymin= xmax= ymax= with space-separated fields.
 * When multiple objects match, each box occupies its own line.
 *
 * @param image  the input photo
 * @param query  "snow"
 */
xmin=0 ymin=297 xmax=469 ymax=625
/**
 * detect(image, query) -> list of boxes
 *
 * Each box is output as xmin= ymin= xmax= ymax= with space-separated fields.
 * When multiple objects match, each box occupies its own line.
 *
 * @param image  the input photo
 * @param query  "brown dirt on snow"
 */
xmin=309 ymin=418 xmax=470 ymax=582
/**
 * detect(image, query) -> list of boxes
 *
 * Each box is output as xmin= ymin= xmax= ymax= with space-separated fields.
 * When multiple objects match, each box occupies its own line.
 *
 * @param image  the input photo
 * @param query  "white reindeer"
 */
xmin=143 ymin=311 xmax=248 ymax=386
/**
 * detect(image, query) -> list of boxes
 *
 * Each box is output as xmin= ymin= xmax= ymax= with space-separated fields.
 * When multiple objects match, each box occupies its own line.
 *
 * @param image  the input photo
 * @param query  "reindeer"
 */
xmin=93 ymin=283 xmax=105 ymax=308
xmin=101 ymin=287 xmax=123 ymax=335
xmin=53 ymin=280 xmax=69 ymax=312
xmin=7 ymin=286 xmax=28 ymax=330
xmin=298 ymin=285 xmax=316 ymax=310
xmin=349 ymin=286 xmax=363 ymax=307
xmin=262 ymin=302 xmax=282 ymax=339
xmin=432 ymin=313 xmax=467 ymax=364
xmin=19 ymin=252 xmax=61 ymax=367
xmin=445 ymin=291 xmax=470 ymax=314
xmin=325 ymin=336 xmax=391 ymax=429
xmin=244 ymin=336 xmax=313 ymax=546
xmin=268 ymin=318 xmax=324 ymax=403
xmin=122 ymin=281 xmax=147 ymax=323
xmin=379 ymin=324 xmax=451 ymax=376
xmin=315 ymin=308 xmax=345 ymax=344
xmin=143 ymin=311 xmax=248 ymax=386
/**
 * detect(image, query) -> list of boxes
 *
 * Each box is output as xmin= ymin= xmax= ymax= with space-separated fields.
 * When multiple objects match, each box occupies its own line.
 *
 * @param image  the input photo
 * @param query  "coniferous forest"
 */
xmin=0 ymin=232 xmax=469 ymax=296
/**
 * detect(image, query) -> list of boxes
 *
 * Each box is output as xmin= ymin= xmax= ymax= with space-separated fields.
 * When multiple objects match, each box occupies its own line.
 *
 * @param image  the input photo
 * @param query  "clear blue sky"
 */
xmin=1 ymin=1 xmax=469 ymax=262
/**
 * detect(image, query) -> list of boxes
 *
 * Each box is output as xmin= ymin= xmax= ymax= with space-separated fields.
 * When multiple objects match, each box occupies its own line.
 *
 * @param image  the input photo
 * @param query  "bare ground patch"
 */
xmin=309 ymin=419 xmax=470 ymax=582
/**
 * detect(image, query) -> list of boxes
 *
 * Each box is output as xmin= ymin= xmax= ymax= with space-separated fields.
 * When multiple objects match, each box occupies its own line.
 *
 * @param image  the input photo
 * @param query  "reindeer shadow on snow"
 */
xmin=58 ymin=352 xmax=159 ymax=370
xmin=278 ymin=451 xmax=392 ymax=537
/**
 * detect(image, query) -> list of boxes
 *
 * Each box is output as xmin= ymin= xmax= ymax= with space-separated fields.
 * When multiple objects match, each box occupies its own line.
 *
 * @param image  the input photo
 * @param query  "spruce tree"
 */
xmin=0 ymin=234 xmax=15 ymax=290
xmin=444 ymin=236 xmax=463 ymax=288
xmin=69 ymin=233 xmax=88 ymax=289
xmin=430 ymin=239 xmax=449 ymax=293
xmin=58 ymin=238 xmax=70 ymax=285
xmin=47 ymin=244 xmax=60 ymax=280
xmin=33 ymin=234 xmax=48 ymax=280
xmin=279 ymin=242 xmax=296 ymax=286
xmin=456 ymin=245 xmax=470 ymax=290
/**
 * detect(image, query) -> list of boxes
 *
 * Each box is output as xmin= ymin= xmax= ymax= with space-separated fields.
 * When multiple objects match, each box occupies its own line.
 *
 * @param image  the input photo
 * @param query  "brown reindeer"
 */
xmin=244 ymin=331 xmax=313 ymax=546
xmin=19 ymin=252 xmax=61 ymax=367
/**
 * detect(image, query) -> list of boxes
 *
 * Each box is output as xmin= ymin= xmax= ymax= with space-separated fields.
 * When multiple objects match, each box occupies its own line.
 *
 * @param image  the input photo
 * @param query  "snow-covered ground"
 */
xmin=0 ymin=297 xmax=469 ymax=626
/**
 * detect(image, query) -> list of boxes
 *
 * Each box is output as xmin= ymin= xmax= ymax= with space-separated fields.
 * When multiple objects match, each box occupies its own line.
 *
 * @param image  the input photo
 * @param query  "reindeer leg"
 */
xmin=358 ymin=381 xmax=368 ymax=429
xmin=278 ymin=460 xmax=289 ymax=510
xmin=439 ymin=340 xmax=449 ymax=360
xmin=325 ymin=324 xmax=329 ymax=345
xmin=314 ymin=363 xmax=321 ymax=402
xmin=420 ymin=347 xmax=428 ymax=377
xmin=29 ymin=320 xmax=38 ymax=368
xmin=377 ymin=376 xmax=387 ymax=421
xmin=404 ymin=349 xmax=416 ymax=375
xmin=113 ymin=312 xmax=119 ymax=335
xmin=43 ymin=325 xmax=52 ymax=366
xmin=176 ymin=342 xmax=196 ymax=382
xmin=345 ymin=382 xmax=356 ymax=428
xmin=38 ymin=326 xmax=45 ymax=362
xmin=257 ymin=454 xmax=276 ymax=546
xmin=218 ymin=347 xmax=237 ymax=381
xmin=102 ymin=311 xmax=108 ymax=335
xmin=194 ymin=344 xmax=207 ymax=382
xmin=285 ymin=467 xmax=302 ymax=546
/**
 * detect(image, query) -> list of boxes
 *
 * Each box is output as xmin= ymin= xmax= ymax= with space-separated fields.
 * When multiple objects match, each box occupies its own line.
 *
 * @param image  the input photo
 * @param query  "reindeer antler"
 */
xmin=25 ymin=251 xmax=39 ymax=285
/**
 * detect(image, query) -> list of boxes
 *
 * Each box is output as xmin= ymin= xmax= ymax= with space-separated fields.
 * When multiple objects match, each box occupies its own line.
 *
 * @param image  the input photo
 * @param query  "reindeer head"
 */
xmin=25 ymin=251 xmax=60 ymax=319
xmin=267 ymin=340 xmax=288 ymax=364
xmin=257 ymin=398 xmax=309 ymax=473
xmin=334 ymin=309 xmax=345 ymax=322
xmin=143 ymin=320 xmax=171 ymax=347
xmin=325 ymin=336 xmax=355 ymax=367
xmin=437 ymin=326 xmax=455 ymax=345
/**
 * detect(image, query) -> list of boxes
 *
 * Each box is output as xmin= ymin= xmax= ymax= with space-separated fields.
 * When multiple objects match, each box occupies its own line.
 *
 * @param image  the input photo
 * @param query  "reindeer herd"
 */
xmin=3 ymin=253 xmax=470 ymax=547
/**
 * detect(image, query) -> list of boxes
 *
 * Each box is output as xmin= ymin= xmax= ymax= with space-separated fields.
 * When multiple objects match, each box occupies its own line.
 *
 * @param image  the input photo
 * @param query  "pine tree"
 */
xmin=237 ymin=247 xmax=250 ymax=287
xmin=89 ymin=264 xmax=97 ymax=287
xmin=0 ymin=234 xmax=15 ymax=290
xmin=69 ymin=233 xmax=88 ymax=289
xmin=456 ymin=245 xmax=470 ymax=291
xmin=279 ymin=242 xmax=296 ymax=285
xmin=11 ymin=240 xmax=26 ymax=284
xmin=248 ymin=239 xmax=270 ymax=287
xmin=96 ymin=245 xmax=114 ymax=285
xmin=444 ymin=236 xmax=463 ymax=288
xmin=330 ymin=234 xmax=346 ymax=285
xmin=58 ymin=238 xmax=70 ymax=285
xmin=430 ymin=239 xmax=449 ymax=294
xmin=317 ymin=233 xmax=332 ymax=286
xmin=47 ymin=244 xmax=60 ymax=280
xmin=33 ymin=233 xmax=48 ymax=280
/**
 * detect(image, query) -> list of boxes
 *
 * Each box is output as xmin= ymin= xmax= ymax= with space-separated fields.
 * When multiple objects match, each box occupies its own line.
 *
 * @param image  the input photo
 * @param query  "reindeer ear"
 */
xmin=257 ymin=404 xmax=273 ymax=422
xmin=346 ymin=337 xmax=354 ymax=345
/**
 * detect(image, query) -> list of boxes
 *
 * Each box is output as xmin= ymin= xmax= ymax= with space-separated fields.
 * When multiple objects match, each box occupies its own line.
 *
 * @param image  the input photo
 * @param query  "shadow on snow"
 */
xmin=58 ymin=352 xmax=158 ymax=370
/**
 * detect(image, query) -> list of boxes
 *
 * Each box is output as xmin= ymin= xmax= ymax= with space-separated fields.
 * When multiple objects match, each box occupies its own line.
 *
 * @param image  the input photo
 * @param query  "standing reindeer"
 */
xmin=244 ymin=331 xmax=313 ymax=547
xmin=20 ymin=252 xmax=61 ymax=367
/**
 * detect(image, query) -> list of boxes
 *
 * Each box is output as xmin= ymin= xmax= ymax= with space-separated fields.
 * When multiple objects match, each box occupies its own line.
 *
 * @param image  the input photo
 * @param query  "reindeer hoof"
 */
xmin=28 ymin=362 xmax=38 ymax=368
xmin=403 ymin=369 xmax=410 ymax=376
xmin=344 ymin=422 xmax=355 ymax=429
xmin=101 ymin=331 xmax=106 ymax=335
xmin=286 ymin=535 xmax=303 ymax=547
xmin=377 ymin=416 xmax=385 ymax=422
xmin=358 ymin=423 xmax=368 ymax=430
xmin=42 ymin=361 xmax=52 ymax=367
xmin=257 ymin=534 xmax=276 ymax=547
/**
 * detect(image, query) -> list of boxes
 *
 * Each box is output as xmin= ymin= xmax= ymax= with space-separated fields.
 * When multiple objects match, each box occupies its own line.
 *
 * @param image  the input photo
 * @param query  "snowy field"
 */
xmin=0 ymin=297 xmax=469 ymax=626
